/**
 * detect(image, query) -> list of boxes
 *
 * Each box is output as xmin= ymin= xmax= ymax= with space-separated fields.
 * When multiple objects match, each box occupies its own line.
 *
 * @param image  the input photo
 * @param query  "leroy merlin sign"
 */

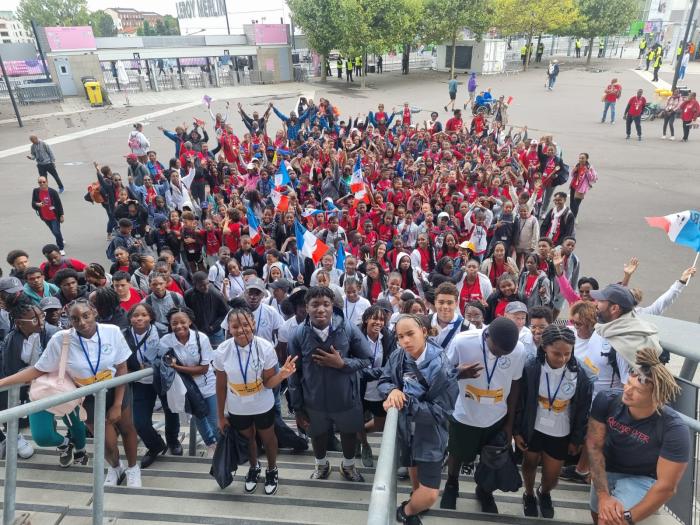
xmin=176 ymin=0 xmax=227 ymax=19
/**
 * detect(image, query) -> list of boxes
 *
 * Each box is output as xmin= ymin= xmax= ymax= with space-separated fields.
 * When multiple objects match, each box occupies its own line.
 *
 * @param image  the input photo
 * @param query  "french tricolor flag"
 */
xmin=270 ymin=189 xmax=289 ymax=212
xmin=350 ymin=155 xmax=365 ymax=193
xmin=274 ymin=161 xmax=291 ymax=189
xmin=295 ymin=219 xmax=330 ymax=264
xmin=302 ymin=208 xmax=324 ymax=217
xmin=646 ymin=210 xmax=700 ymax=251
xmin=246 ymin=207 xmax=261 ymax=245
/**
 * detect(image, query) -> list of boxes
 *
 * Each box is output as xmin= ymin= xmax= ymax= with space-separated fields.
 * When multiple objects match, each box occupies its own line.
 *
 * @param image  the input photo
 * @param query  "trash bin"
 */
xmin=80 ymin=76 xmax=96 ymax=101
xmin=84 ymin=81 xmax=103 ymax=107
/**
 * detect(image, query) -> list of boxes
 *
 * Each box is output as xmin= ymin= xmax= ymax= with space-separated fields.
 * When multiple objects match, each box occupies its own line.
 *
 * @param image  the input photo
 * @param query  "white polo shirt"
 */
xmin=35 ymin=324 xmax=132 ymax=386
xmin=534 ymin=361 xmax=578 ymax=437
xmin=212 ymin=336 xmax=278 ymax=416
xmin=159 ymin=329 xmax=216 ymax=398
xmin=344 ymin=296 xmax=371 ymax=327
xmin=446 ymin=328 xmax=525 ymax=428
xmin=220 ymin=303 xmax=284 ymax=342
xmin=575 ymin=331 xmax=627 ymax=397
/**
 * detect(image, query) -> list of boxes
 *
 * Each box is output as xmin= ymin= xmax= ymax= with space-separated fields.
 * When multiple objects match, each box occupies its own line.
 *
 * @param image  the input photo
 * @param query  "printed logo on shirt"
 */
xmin=229 ymin=378 xmax=264 ymax=396
xmin=102 ymin=344 xmax=113 ymax=356
xmin=497 ymin=356 xmax=512 ymax=370
xmin=538 ymin=395 xmax=570 ymax=413
xmin=466 ymin=384 xmax=504 ymax=404
xmin=561 ymin=380 xmax=576 ymax=396
xmin=74 ymin=369 xmax=113 ymax=386
xmin=583 ymin=356 xmax=600 ymax=376
xmin=607 ymin=416 xmax=650 ymax=444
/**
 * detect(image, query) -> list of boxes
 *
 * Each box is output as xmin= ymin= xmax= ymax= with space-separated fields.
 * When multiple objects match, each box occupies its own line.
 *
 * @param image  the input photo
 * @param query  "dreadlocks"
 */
xmin=635 ymin=347 xmax=680 ymax=411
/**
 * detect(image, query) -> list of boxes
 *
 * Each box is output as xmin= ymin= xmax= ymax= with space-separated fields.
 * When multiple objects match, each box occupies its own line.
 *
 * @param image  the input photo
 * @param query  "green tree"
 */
xmin=16 ymin=0 xmax=89 ymax=28
xmin=163 ymin=15 xmax=180 ymax=35
xmin=288 ymin=0 xmax=345 ymax=81
xmin=137 ymin=20 xmax=157 ymax=37
xmin=493 ymin=0 xmax=578 ymax=70
xmin=421 ymin=0 xmax=494 ymax=77
xmin=569 ymin=0 xmax=637 ymax=64
xmin=88 ymin=10 xmax=116 ymax=37
xmin=154 ymin=19 xmax=168 ymax=35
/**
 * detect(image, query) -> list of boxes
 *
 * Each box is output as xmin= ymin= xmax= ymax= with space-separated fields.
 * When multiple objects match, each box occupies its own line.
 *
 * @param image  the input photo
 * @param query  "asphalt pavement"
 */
xmin=1 ymin=58 xmax=698 ymax=321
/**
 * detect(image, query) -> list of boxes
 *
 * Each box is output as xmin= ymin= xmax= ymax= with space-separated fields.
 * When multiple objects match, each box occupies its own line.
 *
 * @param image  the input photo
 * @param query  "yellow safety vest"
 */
xmin=640 ymin=40 xmax=647 ymax=50
xmin=520 ymin=46 xmax=527 ymax=55
xmin=575 ymin=40 xmax=581 ymax=48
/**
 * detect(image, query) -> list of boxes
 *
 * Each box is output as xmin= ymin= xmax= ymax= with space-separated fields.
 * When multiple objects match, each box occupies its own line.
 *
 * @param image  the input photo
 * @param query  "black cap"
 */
xmin=486 ymin=317 xmax=520 ymax=354
xmin=590 ymin=284 xmax=635 ymax=309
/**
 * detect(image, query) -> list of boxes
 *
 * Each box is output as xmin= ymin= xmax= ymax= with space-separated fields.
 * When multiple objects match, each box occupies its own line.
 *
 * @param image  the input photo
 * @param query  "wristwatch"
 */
xmin=623 ymin=511 xmax=634 ymax=524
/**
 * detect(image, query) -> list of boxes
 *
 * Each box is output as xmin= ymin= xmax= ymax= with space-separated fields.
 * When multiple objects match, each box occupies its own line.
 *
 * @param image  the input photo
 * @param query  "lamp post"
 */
xmin=671 ymin=0 xmax=698 ymax=90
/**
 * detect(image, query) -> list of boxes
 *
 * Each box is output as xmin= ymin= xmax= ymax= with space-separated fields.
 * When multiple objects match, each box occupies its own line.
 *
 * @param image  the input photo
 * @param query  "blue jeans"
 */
xmin=208 ymin=329 xmax=224 ymax=348
xmin=132 ymin=382 xmax=180 ymax=451
xmin=602 ymin=101 xmax=616 ymax=122
xmin=194 ymin=394 xmax=219 ymax=446
xmin=548 ymin=75 xmax=557 ymax=89
xmin=589 ymin=471 xmax=656 ymax=512
xmin=42 ymin=219 xmax=64 ymax=250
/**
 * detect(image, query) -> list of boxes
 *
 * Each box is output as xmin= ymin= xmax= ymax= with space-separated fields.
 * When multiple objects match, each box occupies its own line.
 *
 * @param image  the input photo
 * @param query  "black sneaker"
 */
xmin=310 ymin=460 xmax=331 ymax=480
xmin=58 ymin=443 xmax=74 ymax=468
xmin=340 ymin=463 xmax=365 ymax=482
xmin=73 ymin=449 xmax=89 ymax=466
xmin=264 ymin=467 xmax=279 ymax=495
xmin=523 ymin=493 xmax=538 ymax=517
xmin=476 ymin=486 xmax=498 ymax=514
xmin=560 ymin=465 xmax=589 ymax=484
xmin=537 ymin=486 xmax=554 ymax=518
xmin=396 ymin=501 xmax=423 ymax=525
xmin=140 ymin=443 xmax=167 ymax=469
xmin=244 ymin=464 xmax=261 ymax=493
xmin=361 ymin=442 xmax=373 ymax=468
xmin=439 ymin=481 xmax=458 ymax=509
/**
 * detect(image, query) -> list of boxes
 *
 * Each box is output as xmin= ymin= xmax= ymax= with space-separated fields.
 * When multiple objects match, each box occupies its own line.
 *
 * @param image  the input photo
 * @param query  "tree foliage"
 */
xmin=568 ymin=0 xmax=637 ymax=62
xmin=88 ymin=10 xmax=116 ymax=37
xmin=17 ymin=0 xmax=89 ymax=28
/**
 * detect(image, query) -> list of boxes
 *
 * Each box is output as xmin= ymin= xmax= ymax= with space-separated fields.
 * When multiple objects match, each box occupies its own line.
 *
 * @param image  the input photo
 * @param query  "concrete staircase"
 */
xmin=0 ymin=418 xmax=681 ymax=525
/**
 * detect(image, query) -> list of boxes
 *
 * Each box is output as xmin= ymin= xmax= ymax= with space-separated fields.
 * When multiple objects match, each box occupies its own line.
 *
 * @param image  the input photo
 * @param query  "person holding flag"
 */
xmin=646 ymin=210 xmax=700 ymax=274
xmin=295 ymin=219 xmax=330 ymax=267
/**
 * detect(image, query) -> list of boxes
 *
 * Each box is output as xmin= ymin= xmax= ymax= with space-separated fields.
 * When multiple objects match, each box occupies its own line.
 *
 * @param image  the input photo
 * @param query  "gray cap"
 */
xmin=505 ymin=301 xmax=528 ymax=314
xmin=590 ymin=284 xmax=635 ymax=309
xmin=0 ymin=277 xmax=23 ymax=294
xmin=245 ymin=277 xmax=266 ymax=293
xmin=39 ymin=296 xmax=62 ymax=311
xmin=269 ymin=278 xmax=292 ymax=291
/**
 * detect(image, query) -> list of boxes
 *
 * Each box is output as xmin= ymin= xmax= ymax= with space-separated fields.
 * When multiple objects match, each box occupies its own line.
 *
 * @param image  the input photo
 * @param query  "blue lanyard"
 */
xmin=346 ymin=298 xmax=357 ymax=323
xmin=545 ymin=371 xmax=566 ymax=412
xmin=481 ymin=331 xmax=499 ymax=390
xmin=235 ymin=341 xmax=253 ymax=385
xmin=368 ymin=335 xmax=381 ymax=367
xmin=78 ymin=328 xmax=101 ymax=377
xmin=254 ymin=307 xmax=262 ymax=337
xmin=132 ymin=327 xmax=150 ymax=364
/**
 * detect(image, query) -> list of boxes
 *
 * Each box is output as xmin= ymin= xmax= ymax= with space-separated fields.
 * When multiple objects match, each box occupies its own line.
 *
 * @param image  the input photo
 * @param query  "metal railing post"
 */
xmin=367 ymin=407 xmax=398 ymax=525
xmin=188 ymin=417 xmax=197 ymax=456
xmin=3 ymin=385 xmax=20 ymax=525
xmin=680 ymin=359 xmax=699 ymax=382
xmin=92 ymin=388 xmax=107 ymax=525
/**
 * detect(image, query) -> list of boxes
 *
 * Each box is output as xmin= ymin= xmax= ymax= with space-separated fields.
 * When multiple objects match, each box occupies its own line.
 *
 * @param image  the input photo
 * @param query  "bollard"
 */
xmin=92 ymin=388 xmax=107 ymax=525
xmin=3 ymin=386 xmax=20 ymax=525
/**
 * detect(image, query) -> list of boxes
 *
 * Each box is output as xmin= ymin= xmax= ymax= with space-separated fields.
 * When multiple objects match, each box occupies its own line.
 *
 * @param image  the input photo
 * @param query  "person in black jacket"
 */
xmin=234 ymin=235 xmax=264 ymax=275
xmin=485 ymin=274 xmax=528 ymax=324
xmin=90 ymin=287 xmax=130 ymax=330
xmin=32 ymin=176 xmax=65 ymax=252
xmin=539 ymin=192 xmax=575 ymax=247
xmin=357 ymin=305 xmax=396 ymax=467
xmin=514 ymin=325 xmax=592 ymax=519
xmin=536 ymin=142 xmax=566 ymax=218
xmin=184 ymin=272 xmax=229 ymax=347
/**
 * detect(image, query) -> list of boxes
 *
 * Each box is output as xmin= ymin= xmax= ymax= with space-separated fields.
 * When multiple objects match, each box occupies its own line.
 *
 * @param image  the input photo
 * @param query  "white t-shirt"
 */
xmin=212 ymin=336 xmax=277 ymax=416
xmin=344 ymin=296 xmax=370 ymax=326
xmin=534 ymin=361 xmax=578 ymax=437
xmin=208 ymin=262 xmax=226 ymax=292
xmin=574 ymin=331 xmax=627 ymax=397
xmin=35 ymin=324 xmax=132 ymax=386
xmin=278 ymin=316 xmax=301 ymax=344
xmin=447 ymin=328 xmax=525 ymax=427
xmin=130 ymin=327 xmax=161 ymax=385
xmin=519 ymin=326 xmax=537 ymax=358
xmin=220 ymin=304 xmax=284 ymax=343
xmin=159 ymin=330 xmax=216 ymax=398
xmin=21 ymin=333 xmax=42 ymax=366
xmin=431 ymin=312 xmax=463 ymax=349
xmin=364 ymin=333 xmax=384 ymax=402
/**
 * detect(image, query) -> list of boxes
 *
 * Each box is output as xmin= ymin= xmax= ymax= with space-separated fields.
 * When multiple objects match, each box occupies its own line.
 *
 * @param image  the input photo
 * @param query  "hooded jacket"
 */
xmin=288 ymin=312 xmax=372 ymax=413
xmin=377 ymin=342 xmax=459 ymax=463
xmin=595 ymin=311 xmax=662 ymax=367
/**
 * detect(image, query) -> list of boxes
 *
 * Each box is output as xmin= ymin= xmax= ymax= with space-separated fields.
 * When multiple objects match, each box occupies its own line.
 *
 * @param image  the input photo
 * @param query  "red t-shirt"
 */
xmin=627 ymin=96 xmax=646 ymax=117
xmin=41 ymin=258 xmax=87 ymax=281
xmin=495 ymin=298 xmax=509 ymax=318
xmin=204 ymin=229 xmax=222 ymax=256
xmin=38 ymin=189 xmax=57 ymax=221
xmin=445 ymin=117 xmax=463 ymax=133
xmin=524 ymin=274 xmax=538 ymax=297
xmin=166 ymin=279 xmax=184 ymax=296
xmin=459 ymin=277 xmax=482 ymax=312
xmin=604 ymin=84 xmax=621 ymax=103
xmin=681 ymin=100 xmax=700 ymax=122
xmin=120 ymin=288 xmax=143 ymax=312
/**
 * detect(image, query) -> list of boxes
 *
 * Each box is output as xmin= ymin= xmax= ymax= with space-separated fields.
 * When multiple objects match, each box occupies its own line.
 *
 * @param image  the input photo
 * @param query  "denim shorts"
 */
xmin=589 ymin=471 xmax=656 ymax=512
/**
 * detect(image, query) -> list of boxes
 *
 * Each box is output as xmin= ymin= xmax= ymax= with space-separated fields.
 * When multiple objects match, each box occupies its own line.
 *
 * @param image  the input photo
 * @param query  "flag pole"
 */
xmin=687 ymin=252 xmax=700 ymax=286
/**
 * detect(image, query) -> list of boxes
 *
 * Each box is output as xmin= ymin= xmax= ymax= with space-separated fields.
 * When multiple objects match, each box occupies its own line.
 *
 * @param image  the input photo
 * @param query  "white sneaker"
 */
xmin=670 ymin=136 xmax=675 ymax=141
xmin=203 ymin=443 xmax=217 ymax=458
xmin=17 ymin=434 xmax=34 ymax=459
xmin=662 ymin=135 xmax=667 ymax=139
xmin=125 ymin=464 xmax=142 ymax=488
xmin=104 ymin=461 xmax=125 ymax=486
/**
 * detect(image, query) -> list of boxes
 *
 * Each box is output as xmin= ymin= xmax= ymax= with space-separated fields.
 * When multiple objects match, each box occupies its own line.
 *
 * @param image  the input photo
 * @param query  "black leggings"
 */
xmin=663 ymin=113 xmax=676 ymax=137
xmin=569 ymin=187 xmax=582 ymax=218
xmin=683 ymin=121 xmax=693 ymax=141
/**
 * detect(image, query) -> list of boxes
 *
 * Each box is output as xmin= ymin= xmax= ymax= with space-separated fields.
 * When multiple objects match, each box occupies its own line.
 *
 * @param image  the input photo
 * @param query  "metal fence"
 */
xmin=0 ymin=80 xmax=63 ymax=104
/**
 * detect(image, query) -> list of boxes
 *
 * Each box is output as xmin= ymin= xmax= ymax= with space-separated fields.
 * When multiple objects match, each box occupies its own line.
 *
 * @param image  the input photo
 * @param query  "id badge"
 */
xmin=479 ymin=395 xmax=497 ymax=405
xmin=539 ymin=412 xmax=556 ymax=429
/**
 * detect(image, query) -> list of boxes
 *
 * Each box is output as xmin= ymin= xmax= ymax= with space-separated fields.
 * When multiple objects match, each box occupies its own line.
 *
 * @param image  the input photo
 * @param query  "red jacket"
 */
xmin=680 ymin=99 xmax=700 ymax=122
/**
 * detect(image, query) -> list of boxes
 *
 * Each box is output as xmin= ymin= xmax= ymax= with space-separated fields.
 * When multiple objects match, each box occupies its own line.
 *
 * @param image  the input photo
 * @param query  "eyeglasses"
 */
xmin=17 ymin=313 xmax=46 ymax=325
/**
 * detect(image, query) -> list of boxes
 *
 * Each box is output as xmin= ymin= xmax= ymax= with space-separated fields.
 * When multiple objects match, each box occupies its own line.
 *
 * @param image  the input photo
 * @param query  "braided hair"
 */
xmin=635 ymin=347 xmax=680 ymax=411
xmin=536 ymin=324 xmax=578 ymax=372
xmin=166 ymin=305 xmax=204 ymax=361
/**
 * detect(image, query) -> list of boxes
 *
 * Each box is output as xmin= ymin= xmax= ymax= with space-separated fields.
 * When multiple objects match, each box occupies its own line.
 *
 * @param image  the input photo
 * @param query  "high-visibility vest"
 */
xmin=654 ymin=53 xmax=662 ymax=67
xmin=677 ymin=46 xmax=683 ymax=56
xmin=356 ymin=56 xmax=362 ymax=66
xmin=640 ymin=40 xmax=647 ymax=50
xmin=346 ymin=59 xmax=353 ymax=70
xmin=520 ymin=46 xmax=527 ymax=55
xmin=575 ymin=40 xmax=581 ymax=48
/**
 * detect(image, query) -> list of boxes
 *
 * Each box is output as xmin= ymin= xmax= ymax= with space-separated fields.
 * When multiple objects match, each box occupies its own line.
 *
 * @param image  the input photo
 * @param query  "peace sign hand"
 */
xmin=278 ymin=356 xmax=298 ymax=379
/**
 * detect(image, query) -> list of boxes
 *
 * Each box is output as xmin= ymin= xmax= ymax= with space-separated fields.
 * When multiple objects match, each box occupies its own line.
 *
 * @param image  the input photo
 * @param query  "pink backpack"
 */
xmin=29 ymin=330 xmax=86 ymax=420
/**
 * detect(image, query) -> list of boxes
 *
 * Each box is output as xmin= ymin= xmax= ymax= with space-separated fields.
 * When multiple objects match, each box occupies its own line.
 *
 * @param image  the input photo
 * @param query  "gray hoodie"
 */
xmin=595 ymin=310 xmax=662 ymax=367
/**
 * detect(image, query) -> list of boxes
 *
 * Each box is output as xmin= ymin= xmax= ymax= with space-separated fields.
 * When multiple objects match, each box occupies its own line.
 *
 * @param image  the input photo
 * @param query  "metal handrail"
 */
xmin=1 ymin=368 xmax=153 ymax=525
xmin=367 ymin=407 xmax=398 ymax=525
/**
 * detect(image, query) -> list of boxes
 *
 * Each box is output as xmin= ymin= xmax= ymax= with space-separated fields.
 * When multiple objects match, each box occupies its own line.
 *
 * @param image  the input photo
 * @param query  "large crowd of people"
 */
xmin=0 ymin=90 xmax=695 ymax=524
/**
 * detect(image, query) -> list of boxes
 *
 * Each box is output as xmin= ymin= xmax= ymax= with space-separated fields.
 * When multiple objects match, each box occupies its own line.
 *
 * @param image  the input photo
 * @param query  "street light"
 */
xmin=671 ymin=0 xmax=698 ymax=90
